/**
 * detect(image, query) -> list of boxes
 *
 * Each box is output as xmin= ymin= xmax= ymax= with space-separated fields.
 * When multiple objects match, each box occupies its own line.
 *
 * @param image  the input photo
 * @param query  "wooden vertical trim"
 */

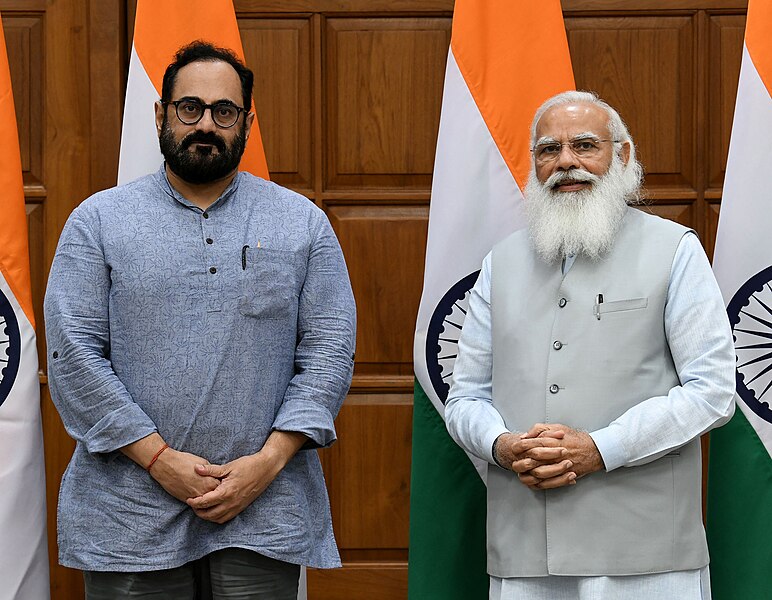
xmin=695 ymin=8 xmax=711 ymax=523
xmin=694 ymin=10 xmax=709 ymax=241
xmin=312 ymin=12 xmax=323 ymax=207
xmin=89 ymin=0 xmax=126 ymax=193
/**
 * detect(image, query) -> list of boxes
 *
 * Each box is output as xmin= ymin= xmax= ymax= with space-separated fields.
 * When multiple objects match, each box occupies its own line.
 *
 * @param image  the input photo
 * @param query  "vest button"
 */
xmin=558 ymin=297 xmax=567 ymax=308
xmin=549 ymin=384 xmax=559 ymax=394
xmin=553 ymin=340 xmax=563 ymax=350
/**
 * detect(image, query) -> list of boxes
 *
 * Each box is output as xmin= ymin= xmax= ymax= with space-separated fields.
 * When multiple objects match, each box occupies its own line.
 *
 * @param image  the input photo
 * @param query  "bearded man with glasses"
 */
xmin=445 ymin=91 xmax=735 ymax=600
xmin=44 ymin=41 xmax=355 ymax=599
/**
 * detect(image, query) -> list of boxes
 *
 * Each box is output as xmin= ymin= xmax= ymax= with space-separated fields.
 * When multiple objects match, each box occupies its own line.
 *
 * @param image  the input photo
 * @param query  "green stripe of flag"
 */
xmin=707 ymin=408 xmax=772 ymax=599
xmin=408 ymin=381 xmax=488 ymax=599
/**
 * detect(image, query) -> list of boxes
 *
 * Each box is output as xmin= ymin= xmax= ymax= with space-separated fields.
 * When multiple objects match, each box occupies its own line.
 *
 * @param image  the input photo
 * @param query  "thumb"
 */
xmin=521 ymin=423 xmax=550 ymax=439
xmin=195 ymin=463 xmax=226 ymax=478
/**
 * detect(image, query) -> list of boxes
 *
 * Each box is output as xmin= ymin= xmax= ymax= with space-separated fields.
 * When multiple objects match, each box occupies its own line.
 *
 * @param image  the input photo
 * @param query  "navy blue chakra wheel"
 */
xmin=425 ymin=271 xmax=480 ymax=404
xmin=727 ymin=265 xmax=772 ymax=424
xmin=0 ymin=288 xmax=22 ymax=408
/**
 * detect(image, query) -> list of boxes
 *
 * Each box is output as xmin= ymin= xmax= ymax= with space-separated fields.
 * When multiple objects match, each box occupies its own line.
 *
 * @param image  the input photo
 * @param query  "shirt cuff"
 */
xmin=589 ymin=426 xmax=627 ymax=472
xmin=83 ymin=403 xmax=158 ymax=454
xmin=484 ymin=425 xmax=511 ymax=466
xmin=272 ymin=399 xmax=337 ymax=449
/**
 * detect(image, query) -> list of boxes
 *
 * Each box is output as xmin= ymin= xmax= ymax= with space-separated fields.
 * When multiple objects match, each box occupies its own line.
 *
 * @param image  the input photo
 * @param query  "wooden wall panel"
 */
xmin=240 ymin=17 xmax=314 ymax=194
xmin=325 ymin=18 xmax=450 ymax=190
xmin=327 ymin=204 xmax=428 ymax=383
xmin=308 ymin=563 xmax=408 ymax=600
xmin=323 ymin=397 xmax=413 ymax=550
xmin=25 ymin=203 xmax=44 ymax=358
xmin=707 ymin=14 xmax=745 ymax=193
xmin=3 ymin=15 xmax=42 ymax=188
xmin=639 ymin=203 xmax=694 ymax=228
xmin=566 ymin=15 xmax=697 ymax=192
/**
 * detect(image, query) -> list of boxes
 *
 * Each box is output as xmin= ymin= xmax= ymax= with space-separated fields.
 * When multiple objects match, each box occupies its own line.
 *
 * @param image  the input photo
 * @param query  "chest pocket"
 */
xmin=598 ymin=297 xmax=648 ymax=315
xmin=239 ymin=247 xmax=305 ymax=319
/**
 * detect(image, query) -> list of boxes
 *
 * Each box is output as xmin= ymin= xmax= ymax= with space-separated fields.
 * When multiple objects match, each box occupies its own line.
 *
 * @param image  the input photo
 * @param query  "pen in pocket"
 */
xmin=594 ymin=293 xmax=604 ymax=320
xmin=241 ymin=241 xmax=261 ymax=270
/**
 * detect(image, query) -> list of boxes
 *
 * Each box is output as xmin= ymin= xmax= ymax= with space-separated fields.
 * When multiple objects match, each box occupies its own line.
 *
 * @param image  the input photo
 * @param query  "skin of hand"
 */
xmin=187 ymin=430 xmax=307 ymax=524
xmin=516 ymin=423 xmax=605 ymax=490
xmin=493 ymin=430 xmax=568 ymax=475
xmin=121 ymin=433 xmax=221 ymax=503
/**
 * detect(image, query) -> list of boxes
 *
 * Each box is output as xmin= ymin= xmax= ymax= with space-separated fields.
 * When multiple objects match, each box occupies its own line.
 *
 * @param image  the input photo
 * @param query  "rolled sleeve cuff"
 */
xmin=83 ymin=403 xmax=157 ymax=454
xmin=590 ymin=426 xmax=627 ymax=472
xmin=272 ymin=399 xmax=337 ymax=449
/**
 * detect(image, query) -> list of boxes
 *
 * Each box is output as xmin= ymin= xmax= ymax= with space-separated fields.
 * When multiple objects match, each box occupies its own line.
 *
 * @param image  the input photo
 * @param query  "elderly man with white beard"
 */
xmin=444 ymin=90 xmax=736 ymax=600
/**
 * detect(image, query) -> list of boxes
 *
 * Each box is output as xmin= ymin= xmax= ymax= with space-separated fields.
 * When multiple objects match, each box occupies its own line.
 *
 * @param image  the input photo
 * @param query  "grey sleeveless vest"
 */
xmin=488 ymin=208 xmax=708 ymax=577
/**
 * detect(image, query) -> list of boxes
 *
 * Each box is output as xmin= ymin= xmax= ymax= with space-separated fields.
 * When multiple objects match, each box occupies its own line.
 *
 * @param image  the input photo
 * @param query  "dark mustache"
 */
xmin=181 ymin=132 xmax=226 ymax=153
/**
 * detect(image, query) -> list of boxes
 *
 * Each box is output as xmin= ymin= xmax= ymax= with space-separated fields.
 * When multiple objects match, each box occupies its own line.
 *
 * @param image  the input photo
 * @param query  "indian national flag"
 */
xmin=707 ymin=0 xmax=772 ymax=597
xmin=410 ymin=1 xmax=573 ymax=597
xmin=118 ymin=0 xmax=268 ymax=184
xmin=0 ymin=13 xmax=50 ymax=600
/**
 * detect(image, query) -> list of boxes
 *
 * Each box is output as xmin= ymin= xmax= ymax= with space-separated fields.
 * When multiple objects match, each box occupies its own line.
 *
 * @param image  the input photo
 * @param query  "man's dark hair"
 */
xmin=161 ymin=40 xmax=254 ymax=110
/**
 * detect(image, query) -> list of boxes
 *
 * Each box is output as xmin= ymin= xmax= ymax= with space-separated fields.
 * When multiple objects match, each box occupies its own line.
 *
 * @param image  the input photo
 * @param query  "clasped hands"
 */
xmin=493 ymin=423 xmax=605 ymax=490
xmin=129 ymin=430 xmax=306 ymax=524
xmin=149 ymin=449 xmax=281 ymax=524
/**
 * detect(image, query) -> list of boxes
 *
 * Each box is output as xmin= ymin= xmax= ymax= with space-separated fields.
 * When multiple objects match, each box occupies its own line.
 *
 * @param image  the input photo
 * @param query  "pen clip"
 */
xmin=241 ymin=245 xmax=249 ymax=270
xmin=594 ymin=293 xmax=603 ymax=320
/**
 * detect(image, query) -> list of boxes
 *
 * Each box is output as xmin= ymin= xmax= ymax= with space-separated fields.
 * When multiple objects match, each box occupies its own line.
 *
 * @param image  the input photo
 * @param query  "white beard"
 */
xmin=523 ymin=155 xmax=638 ymax=264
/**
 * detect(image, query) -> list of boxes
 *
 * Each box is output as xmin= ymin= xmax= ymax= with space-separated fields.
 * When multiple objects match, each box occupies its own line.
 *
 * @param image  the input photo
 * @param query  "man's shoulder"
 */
xmin=629 ymin=206 xmax=691 ymax=236
xmin=69 ymin=173 xmax=157 ymax=223
xmin=237 ymin=171 xmax=324 ymax=219
xmin=492 ymin=227 xmax=531 ymax=256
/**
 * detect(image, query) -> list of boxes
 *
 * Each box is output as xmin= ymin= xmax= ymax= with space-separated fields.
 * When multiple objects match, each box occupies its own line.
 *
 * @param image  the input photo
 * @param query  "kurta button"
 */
xmin=553 ymin=340 xmax=563 ymax=350
xmin=202 ymin=212 xmax=209 ymax=219
xmin=206 ymin=238 xmax=213 ymax=244
xmin=209 ymin=266 xmax=217 ymax=274
xmin=558 ymin=297 xmax=567 ymax=308
xmin=549 ymin=384 xmax=559 ymax=394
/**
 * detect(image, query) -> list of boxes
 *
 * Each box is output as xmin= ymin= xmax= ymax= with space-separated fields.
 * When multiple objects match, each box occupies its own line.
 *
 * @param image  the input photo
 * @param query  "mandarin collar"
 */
xmin=154 ymin=164 xmax=241 ymax=212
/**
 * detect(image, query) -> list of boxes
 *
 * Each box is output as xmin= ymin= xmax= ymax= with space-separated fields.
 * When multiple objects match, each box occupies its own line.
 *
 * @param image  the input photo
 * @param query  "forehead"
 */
xmin=535 ymin=102 xmax=610 ymax=140
xmin=171 ymin=60 xmax=243 ymax=103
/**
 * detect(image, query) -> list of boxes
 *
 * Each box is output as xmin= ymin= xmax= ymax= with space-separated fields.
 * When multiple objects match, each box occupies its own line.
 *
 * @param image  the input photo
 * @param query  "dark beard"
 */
xmin=159 ymin=118 xmax=247 ymax=184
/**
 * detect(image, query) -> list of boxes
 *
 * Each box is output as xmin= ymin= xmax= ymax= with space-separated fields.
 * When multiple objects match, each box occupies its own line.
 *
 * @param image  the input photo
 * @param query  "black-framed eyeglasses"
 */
xmin=164 ymin=98 xmax=245 ymax=128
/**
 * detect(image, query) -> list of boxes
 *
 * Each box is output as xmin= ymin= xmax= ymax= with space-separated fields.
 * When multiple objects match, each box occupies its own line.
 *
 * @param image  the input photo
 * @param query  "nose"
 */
xmin=555 ymin=143 xmax=580 ymax=171
xmin=195 ymin=107 xmax=218 ymax=132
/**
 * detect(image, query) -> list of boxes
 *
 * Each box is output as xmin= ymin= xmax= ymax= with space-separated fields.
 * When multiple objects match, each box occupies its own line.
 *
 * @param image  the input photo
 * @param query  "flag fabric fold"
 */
xmin=410 ymin=2 xmax=573 ymax=597
xmin=0 ymin=13 xmax=50 ymax=600
xmin=707 ymin=1 xmax=772 ymax=597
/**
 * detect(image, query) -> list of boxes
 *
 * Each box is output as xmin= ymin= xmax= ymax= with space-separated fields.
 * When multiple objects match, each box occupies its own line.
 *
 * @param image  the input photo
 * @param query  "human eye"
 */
xmin=178 ymin=100 xmax=201 ymax=115
xmin=538 ymin=143 xmax=561 ymax=157
xmin=571 ymin=140 xmax=599 ymax=154
xmin=214 ymin=103 xmax=237 ymax=118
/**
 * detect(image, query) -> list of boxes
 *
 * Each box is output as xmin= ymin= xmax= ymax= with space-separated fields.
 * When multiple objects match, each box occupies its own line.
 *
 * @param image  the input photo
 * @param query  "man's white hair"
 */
xmin=530 ymin=90 xmax=644 ymax=203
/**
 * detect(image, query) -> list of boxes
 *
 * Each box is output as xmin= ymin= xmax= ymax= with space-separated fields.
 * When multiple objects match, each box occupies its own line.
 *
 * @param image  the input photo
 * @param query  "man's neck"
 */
xmin=165 ymin=165 xmax=238 ymax=210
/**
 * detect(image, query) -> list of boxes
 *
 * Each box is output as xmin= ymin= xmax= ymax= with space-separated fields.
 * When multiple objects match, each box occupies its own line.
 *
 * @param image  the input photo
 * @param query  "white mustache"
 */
xmin=545 ymin=169 xmax=601 ymax=189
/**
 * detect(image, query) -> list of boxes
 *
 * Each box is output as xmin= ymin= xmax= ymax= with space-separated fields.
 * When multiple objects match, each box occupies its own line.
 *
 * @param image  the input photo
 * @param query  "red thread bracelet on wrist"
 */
xmin=146 ymin=443 xmax=169 ymax=471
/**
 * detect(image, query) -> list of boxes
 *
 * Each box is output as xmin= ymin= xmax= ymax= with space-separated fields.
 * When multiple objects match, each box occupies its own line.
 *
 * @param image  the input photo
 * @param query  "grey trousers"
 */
xmin=84 ymin=548 xmax=300 ymax=600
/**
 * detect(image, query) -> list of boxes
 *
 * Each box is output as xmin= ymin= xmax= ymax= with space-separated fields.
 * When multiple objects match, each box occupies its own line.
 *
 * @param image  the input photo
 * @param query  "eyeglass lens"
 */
xmin=175 ymin=100 xmax=240 ymax=127
xmin=534 ymin=138 xmax=610 ymax=162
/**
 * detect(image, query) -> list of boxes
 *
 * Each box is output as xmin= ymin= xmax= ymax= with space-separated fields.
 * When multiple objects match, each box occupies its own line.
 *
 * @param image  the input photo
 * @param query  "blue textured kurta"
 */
xmin=44 ymin=168 xmax=356 ymax=572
